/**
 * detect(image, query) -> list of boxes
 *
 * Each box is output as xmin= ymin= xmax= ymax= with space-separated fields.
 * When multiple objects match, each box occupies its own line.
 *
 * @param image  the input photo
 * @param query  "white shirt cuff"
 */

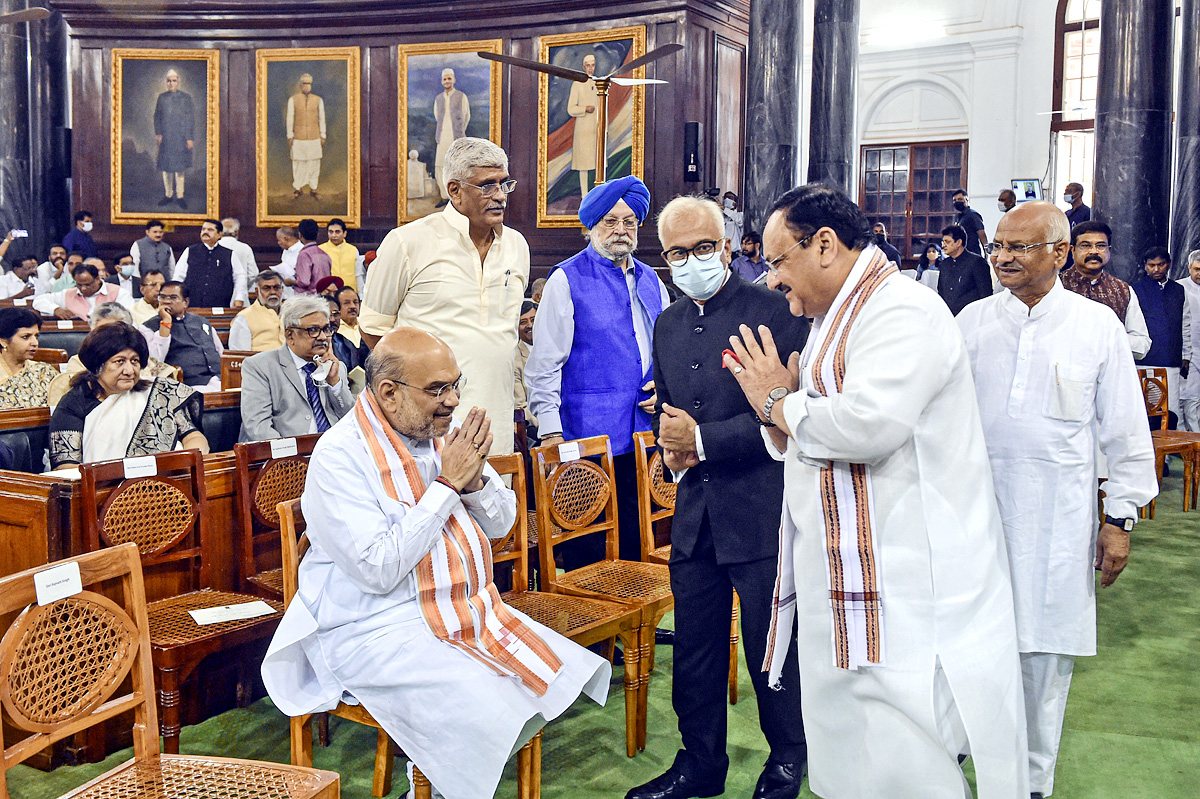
xmin=694 ymin=425 xmax=707 ymax=462
xmin=537 ymin=409 xmax=563 ymax=437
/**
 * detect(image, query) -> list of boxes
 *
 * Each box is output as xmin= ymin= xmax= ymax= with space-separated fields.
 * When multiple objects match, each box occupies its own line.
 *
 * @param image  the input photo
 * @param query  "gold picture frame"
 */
xmin=537 ymin=26 xmax=647 ymax=228
xmin=256 ymin=47 xmax=361 ymax=227
xmin=110 ymin=48 xmax=220 ymax=225
xmin=397 ymin=39 xmax=503 ymax=225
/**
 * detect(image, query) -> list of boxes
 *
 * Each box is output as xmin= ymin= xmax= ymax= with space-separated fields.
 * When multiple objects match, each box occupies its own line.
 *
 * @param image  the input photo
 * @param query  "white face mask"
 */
xmin=119 ymin=262 xmax=135 ymax=277
xmin=998 ymin=201 xmax=1009 ymax=212
xmin=81 ymin=221 xmax=93 ymax=232
xmin=723 ymin=198 xmax=735 ymax=210
xmin=1063 ymin=194 xmax=1076 ymax=204
xmin=671 ymin=252 xmax=727 ymax=301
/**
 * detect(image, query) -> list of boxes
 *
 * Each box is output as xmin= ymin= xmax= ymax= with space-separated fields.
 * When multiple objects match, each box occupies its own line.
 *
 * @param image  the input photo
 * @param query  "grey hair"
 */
xmin=1188 ymin=249 xmax=1200 ymax=265
xmin=254 ymin=268 xmax=282 ymax=286
xmin=280 ymin=295 xmax=330 ymax=329
xmin=1044 ymin=205 xmax=1071 ymax=245
xmin=89 ymin=302 xmax=132 ymax=329
xmin=442 ymin=137 xmax=508 ymax=193
xmin=656 ymin=195 xmax=725 ymax=243
xmin=365 ymin=346 xmax=406 ymax=393
xmin=276 ymin=226 xmax=299 ymax=240
xmin=221 ymin=217 xmax=240 ymax=237
xmin=83 ymin=256 xmax=106 ymax=270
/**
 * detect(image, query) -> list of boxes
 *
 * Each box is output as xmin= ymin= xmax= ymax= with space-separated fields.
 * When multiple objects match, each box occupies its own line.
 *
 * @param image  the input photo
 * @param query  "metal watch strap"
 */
xmin=762 ymin=387 xmax=789 ymax=427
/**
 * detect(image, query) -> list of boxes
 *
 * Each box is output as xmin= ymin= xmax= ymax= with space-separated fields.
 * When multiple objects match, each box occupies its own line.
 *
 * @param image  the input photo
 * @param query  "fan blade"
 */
xmin=0 ymin=8 xmax=52 ymax=25
xmin=610 ymin=77 xmax=668 ymax=86
xmin=476 ymin=51 xmax=590 ymax=83
xmin=604 ymin=43 xmax=684 ymax=79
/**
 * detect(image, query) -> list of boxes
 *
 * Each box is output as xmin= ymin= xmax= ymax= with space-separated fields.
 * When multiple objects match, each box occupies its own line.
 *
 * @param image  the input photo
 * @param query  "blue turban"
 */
xmin=578 ymin=175 xmax=651 ymax=229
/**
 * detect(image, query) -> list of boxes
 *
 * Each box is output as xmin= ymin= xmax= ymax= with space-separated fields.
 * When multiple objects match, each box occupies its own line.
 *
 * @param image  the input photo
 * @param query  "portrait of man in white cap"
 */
xmin=286 ymin=72 xmax=326 ymax=200
xmin=433 ymin=67 xmax=471 ymax=206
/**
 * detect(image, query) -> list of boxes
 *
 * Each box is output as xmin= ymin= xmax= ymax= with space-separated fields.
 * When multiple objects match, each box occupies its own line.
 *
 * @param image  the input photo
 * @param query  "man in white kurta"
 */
xmin=262 ymin=328 xmax=608 ymax=799
xmin=433 ymin=69 xmax=470 ymax=203
xmin=725 ymin=184 xmax=1028 ymax=799
xmin=567 ymin=54 xmax=599 ymax=198
xmin=360 ymin=137 xmax=528 ymax=454
xmin=1178 ymin=251 xmax=1200 ymax=431
xmin=957 ymin=202 xmax=1158 ymax=798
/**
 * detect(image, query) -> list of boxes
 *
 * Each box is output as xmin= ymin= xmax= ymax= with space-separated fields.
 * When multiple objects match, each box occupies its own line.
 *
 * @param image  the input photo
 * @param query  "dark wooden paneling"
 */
xmin=62 ymin=0 xmax=749 ymax=279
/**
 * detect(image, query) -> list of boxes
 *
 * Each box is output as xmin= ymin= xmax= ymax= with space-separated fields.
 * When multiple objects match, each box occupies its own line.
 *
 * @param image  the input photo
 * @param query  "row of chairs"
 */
xmin=1140 ymin=367 xmax=1200 ymax=517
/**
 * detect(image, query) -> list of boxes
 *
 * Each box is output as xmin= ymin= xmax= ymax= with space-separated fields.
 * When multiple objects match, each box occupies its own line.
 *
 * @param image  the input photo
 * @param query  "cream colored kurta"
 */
xmin=957 ymin=280 xmax=1157 ymax=656
xmin=129 ymin=298 xmax=159 ymax=326
xmin=319 ymin=240 xmax=359 ymax=290
xmin=359 ymin=203 xmax=529 ymax=454
xmin=766 ymin=249 xmax=1028 ymax=799
xmin=567 ymin=79 xmax=599 ymax=170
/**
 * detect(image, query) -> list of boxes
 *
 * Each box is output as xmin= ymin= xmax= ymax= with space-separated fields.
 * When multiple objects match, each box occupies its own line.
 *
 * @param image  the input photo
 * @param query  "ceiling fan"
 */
xmin=477 ymin=43 xmax=682 ymax=185
xmin=0 ymin=7 xmax=51 ymax=26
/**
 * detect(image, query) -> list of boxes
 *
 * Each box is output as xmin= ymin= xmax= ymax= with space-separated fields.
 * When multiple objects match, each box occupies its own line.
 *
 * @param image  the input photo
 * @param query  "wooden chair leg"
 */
xmin=1191 ymin=448 xmax=1199 ymax=510
xmin=729 ymin=593 xmax=740 ymax=706
xmin=372 ymin=727 xmax=394 ymax=798
xmin=637 ymin=622 xmax=651 ymax=752
xmin=317 ymin=712 xmax=330 ymax=747
xmin=157 ymin=665 xmax=182 ymax=754
xmin=290 ymin=713 xmax=314 ymax=767
xmin=517 ymin=735 xmax=533 ymax=799
xmin=531 ymin=731 xmax=542 ymax=799
xmin=618 ymin=628 xmax=641 ymax=758
xmin=599 ymin=637 xmax=615 ymax=663
xmin=412 ymin=765 xmax=433 ymax=799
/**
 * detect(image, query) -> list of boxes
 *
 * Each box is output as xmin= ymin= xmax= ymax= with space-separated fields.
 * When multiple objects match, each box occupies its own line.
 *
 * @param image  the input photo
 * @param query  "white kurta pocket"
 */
xmin=1048 ymin=366 xmax=1091 ymax=422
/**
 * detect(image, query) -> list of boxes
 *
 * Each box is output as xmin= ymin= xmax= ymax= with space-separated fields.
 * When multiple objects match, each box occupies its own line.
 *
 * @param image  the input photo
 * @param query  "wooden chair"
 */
xmin=532 ymin=435 xmax=673 ymax=751
xmin=490 ymin=452 xmax=644 ymax=759
xmin=0 ymin=544 xmax=338 ymax=799
xmin=632 ymin=431 xmax=741 ymax=704
xmin=234 ymin=434 xmax=320 ymax=599
xmin=79 ymin=450 xmax=284 ymax=754
xmin=221 ymin=351 xmax=255 ymax=390
xmin=278 ymin=498 xmax=542 ymax=798
xmin=29 ymin=346 xmax=68 ymax=365
xmin=1139 ymin=368 xmax=1199 ymax=517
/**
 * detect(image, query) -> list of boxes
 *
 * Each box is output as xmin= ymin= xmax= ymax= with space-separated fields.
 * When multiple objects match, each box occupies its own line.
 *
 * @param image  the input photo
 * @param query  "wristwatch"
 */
xmin=761 ymin=386 xmax=790 ymax=427
xmin=1104 ymin=514 xmax=1134 ymax=533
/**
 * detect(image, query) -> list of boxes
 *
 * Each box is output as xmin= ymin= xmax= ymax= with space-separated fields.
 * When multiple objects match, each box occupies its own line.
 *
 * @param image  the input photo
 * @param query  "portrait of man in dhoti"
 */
xmin=287 ymin=73 xmax=326 ymax=200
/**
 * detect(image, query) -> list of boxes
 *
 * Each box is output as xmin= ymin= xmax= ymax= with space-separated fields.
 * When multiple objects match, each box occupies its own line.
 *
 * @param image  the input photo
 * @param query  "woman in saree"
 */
xmin=49 ymin=321 xmax=209 ymax=468
xmin=0 ymin=307 xmax=60 ymax=409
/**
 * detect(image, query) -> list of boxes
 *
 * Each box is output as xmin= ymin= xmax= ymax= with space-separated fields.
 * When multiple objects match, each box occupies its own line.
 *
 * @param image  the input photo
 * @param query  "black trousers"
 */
xmin=559 ymin=451 xmax=644 ymax=571
xmin=669 ymin=511 xmax=806 ymax=780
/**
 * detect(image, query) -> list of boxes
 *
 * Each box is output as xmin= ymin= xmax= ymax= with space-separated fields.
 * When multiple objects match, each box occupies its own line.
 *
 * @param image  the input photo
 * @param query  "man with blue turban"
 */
xmin=526 ymin=175 xmax=669 ymax=567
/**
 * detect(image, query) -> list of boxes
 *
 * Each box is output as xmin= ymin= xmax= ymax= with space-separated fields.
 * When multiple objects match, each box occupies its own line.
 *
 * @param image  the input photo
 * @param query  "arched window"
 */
xmin=1052 ymin=0 xmax=1101 ymax=202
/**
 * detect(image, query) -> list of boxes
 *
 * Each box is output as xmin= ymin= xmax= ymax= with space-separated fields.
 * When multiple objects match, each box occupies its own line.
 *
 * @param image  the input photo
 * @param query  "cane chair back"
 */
xmin=235 ymin=436 xmax=319 ymax=599
xmin=0 ymin=545 xmax=338 ymax=799
xmin=487 ymin=453 xmax=530 ymax=590
xmin=532 ymin=436 xmax=619 ymax=579
xmin=632 ymin=431 xmax=675 ymax=564
xmin=1141 ymin=367 xmax=1169 ymax=431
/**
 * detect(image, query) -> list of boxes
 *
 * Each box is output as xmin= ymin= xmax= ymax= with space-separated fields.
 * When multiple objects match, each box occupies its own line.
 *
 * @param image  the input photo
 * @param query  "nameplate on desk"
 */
xmin=122 ymin=456 xmax=158 ymax=479
xmin=34 ymin=561 xmax=82 ymax=606
xmin=188 ymin=600 xmax=276 ymax=625
xmin=558 ymin=441 xmax=581 ymax=462
xmin=13 ymin=297 xmax=27 ymax=306
xmin=57 ymin=320 xmax=74 ymax=329
xmin=211 ymin=307 xmax=224 ymax=315
xmin=270 ymin=437 xmax=298 ymax=458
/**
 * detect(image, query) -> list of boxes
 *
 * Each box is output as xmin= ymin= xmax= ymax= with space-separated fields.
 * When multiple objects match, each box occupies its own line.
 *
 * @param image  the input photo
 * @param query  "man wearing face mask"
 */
xmin=998 ymin=189 xmax=1017 ymax=214
xmin=627 ymin=195 xmax=810 ymax=799
xmin=951 ymin=189 xmax=987 ymax=257
xmin=62 ymin=211 xmax=98 ymax=259
xmin=1063 ymin=182 xmax=1091 ymax=228
xmin=106 ymin=254 xmax=140 ymax=298
xmin=525 ymin=175 xmax=670 ymax=567
xmin=871 ymin=222 xmax=902 ymax=267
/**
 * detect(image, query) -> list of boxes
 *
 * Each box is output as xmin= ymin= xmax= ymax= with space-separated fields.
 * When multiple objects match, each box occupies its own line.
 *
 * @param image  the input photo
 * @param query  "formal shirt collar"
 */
xmin=288 ymin=347 xmax=311 ymax=373
xmin=1000 ymin=276 xmax=1065 ymax=320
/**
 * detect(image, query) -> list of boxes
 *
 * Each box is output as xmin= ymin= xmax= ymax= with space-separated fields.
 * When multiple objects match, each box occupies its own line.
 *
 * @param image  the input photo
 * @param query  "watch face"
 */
xmin=769 ymin=387 xmax=790 ymax=400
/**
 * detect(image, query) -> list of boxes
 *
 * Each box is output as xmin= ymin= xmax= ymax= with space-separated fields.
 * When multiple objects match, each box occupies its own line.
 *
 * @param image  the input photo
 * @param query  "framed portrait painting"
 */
xmin=537 ymin=26 xmax=647 ymax=228
xmin=256 ymin=47 xmax=361 ymax=227
xmin=397 ymin=40 xmax=503 ymax=224
xmin=110 ymin=49 xmax=220 ymax=224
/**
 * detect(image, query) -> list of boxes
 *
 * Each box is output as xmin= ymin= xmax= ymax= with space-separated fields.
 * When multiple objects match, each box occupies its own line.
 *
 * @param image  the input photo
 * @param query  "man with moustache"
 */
xmin=129 ymin=269 xmax=166 ymax=326
xmin=731 ymin=231 xmax=768 ymax=282
xmin=725 ymin=183 xmax=1027 ymax=799
xmin=361 ymin=137 xmax=529 ymax=455
xmin=1132 ymin=246 xmax=1186 ymax=420
xmin=228 ymin=270 xmax=287 ymax=352
xmin=1060 ymin=221 xmax=1152 ymax=359
xmin=514 ymin=300 xmax=536 ymax=431
xmin=624 ymin=196 xmax=809 ymax=799
xmin=36 ymin=245 xmax=69 ymax=293
xmin=525 ymin=175 xmax=669 ymax=566
xmin=130 ymin=219 xmax=176 ymax=281
xmin=238 ymin=295 xmax=352 ymax=442
xmin=174 ymin=219 xmax=247 ymax=309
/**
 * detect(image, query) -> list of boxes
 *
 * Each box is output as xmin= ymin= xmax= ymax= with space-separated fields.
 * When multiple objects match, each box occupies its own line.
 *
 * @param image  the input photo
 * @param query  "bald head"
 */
xmin=992 ymin=201 xmax=1072 ymax=308
xmin=996 ymin=200 xmax=1070 ymax=246
xmin=366 ymin=327 xmax=453 ymax=392
xmin=366 ymin=327 xmax=463 ymax=439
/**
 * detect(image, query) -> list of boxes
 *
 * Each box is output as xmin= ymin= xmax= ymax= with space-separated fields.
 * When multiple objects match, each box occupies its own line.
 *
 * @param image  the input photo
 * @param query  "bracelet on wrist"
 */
xmin=434 ymin=476 xmax=460 ymax=495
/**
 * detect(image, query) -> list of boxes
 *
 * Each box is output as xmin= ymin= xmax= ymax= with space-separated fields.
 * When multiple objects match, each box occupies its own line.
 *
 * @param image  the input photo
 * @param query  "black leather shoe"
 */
xmin=1031 ymin=794 xmax=1045 ymax=799
xmin=752 ymin=759 xmax=805 ymax=799
xmin=655 ymin=628 xmax=675 ymax=646
xmin=624 ymin=767 xmax=724 ymax=799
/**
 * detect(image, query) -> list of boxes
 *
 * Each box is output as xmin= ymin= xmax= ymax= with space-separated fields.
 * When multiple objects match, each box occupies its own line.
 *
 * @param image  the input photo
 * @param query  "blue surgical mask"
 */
xmin=671 ymin=253 xmax=727 ymax=301
xmin=119 ymin=263 xmax=135 ymax=277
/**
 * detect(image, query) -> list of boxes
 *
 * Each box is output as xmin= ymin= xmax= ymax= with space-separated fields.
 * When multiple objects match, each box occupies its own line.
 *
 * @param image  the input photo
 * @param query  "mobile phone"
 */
xmin=722 ymin=348 xmax=742 ymax=369
xmin=10 ymin=230 xmax=28 ymax=238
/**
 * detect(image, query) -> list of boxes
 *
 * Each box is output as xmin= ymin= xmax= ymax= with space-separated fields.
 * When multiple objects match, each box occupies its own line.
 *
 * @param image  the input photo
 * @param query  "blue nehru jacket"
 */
xmin=552 ymin=246 xmax=664 ymax=456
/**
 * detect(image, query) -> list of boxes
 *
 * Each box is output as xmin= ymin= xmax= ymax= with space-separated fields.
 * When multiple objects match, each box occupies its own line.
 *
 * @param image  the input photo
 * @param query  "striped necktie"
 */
xmin=301 ymin=362 xmax=331 ymax=433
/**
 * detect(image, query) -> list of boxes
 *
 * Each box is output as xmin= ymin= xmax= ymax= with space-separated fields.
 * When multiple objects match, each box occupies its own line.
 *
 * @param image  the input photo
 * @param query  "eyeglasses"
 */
xmin=764 ymin=232 xmax=816 ymax=274
xmin=290 ymin=324 xmax=335 ymax=338
xmin=1073 ymin=242 xmax=1110 ymax=253
xmin=460 ymin=179 xmax=518 ymax=197
xmin=600 ymin=216 xmax=639 ymax=231
xmin=394 ymin=375 xmax=466 ymax=400
xmin=983 ymin=241 xmax=1063 ymax=258
xmin=662 ymin=239 xmax=724 ymax=268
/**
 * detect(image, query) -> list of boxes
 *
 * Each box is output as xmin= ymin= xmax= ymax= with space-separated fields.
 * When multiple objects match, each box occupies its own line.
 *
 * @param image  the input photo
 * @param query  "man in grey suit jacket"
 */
xmin=239 ymin=295 xmax=353 ymax=442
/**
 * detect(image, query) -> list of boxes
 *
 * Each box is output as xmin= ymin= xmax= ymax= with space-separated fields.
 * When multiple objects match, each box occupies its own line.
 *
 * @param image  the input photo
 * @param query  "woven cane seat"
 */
xmin=99 ymin=479 xmax=196 ymax=556
xmin=548 ymin=460 xmax=611 ymax=530
xmin=556 ymin=560 xmax=672 ymax=603
xmin=0 ymin=593 xmax=138 ymax=733
xmin=66 ymin=755 xmax=334 ymax=798
xmin=247 ymin=568 xmax=285 ymax=598
xmin=504 ymin=591 xmax=629 ymax=637
xmin=647 ymin=451 xmax=676 ymax=509
xmin=147 ymin=590 xmax=282 ymax=647
xmin=252 ymin=459 xmax=308 ymax=525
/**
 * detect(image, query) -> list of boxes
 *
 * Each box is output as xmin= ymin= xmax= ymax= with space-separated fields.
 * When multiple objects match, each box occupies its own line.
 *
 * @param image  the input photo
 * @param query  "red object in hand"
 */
xmin=721 ymin=348 xmax=742 ymax=369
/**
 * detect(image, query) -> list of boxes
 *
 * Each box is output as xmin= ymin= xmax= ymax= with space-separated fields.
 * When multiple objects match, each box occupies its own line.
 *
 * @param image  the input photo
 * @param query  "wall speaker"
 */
xmin=684 ymin=121 xmax=701 ymax=182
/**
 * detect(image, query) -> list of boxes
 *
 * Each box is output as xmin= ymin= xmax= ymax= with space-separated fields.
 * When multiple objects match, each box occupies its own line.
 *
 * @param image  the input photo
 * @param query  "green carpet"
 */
xmin=8 ymin=473 xmax=1198 ymax=798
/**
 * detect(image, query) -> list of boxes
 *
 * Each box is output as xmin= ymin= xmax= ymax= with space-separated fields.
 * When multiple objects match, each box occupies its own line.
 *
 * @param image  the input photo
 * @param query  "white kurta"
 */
xmin=1179 ymin=277 xmax=1200 ymax=404
xmin=359 ymin=203 xmax=529 ymax=454
xmin=262 ymin=415 xmax=609 ymax=799
xmin=957 ymin=281 xmax=1158 ymax=656
xmin=767 ymin=250 xmax=1027 ymax=799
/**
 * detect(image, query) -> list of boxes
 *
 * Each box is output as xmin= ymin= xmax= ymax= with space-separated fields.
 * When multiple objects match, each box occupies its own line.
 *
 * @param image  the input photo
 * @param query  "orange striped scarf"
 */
xmin=354 ymin=391 xmax=563 ymax=695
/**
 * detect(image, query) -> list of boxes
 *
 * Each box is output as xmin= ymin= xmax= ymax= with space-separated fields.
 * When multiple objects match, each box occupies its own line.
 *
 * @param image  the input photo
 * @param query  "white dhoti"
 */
xmin=291 ymin=138 xmax=323 ymax=190
xmin=1021 ymin=653 xmax=1075 ymax=796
